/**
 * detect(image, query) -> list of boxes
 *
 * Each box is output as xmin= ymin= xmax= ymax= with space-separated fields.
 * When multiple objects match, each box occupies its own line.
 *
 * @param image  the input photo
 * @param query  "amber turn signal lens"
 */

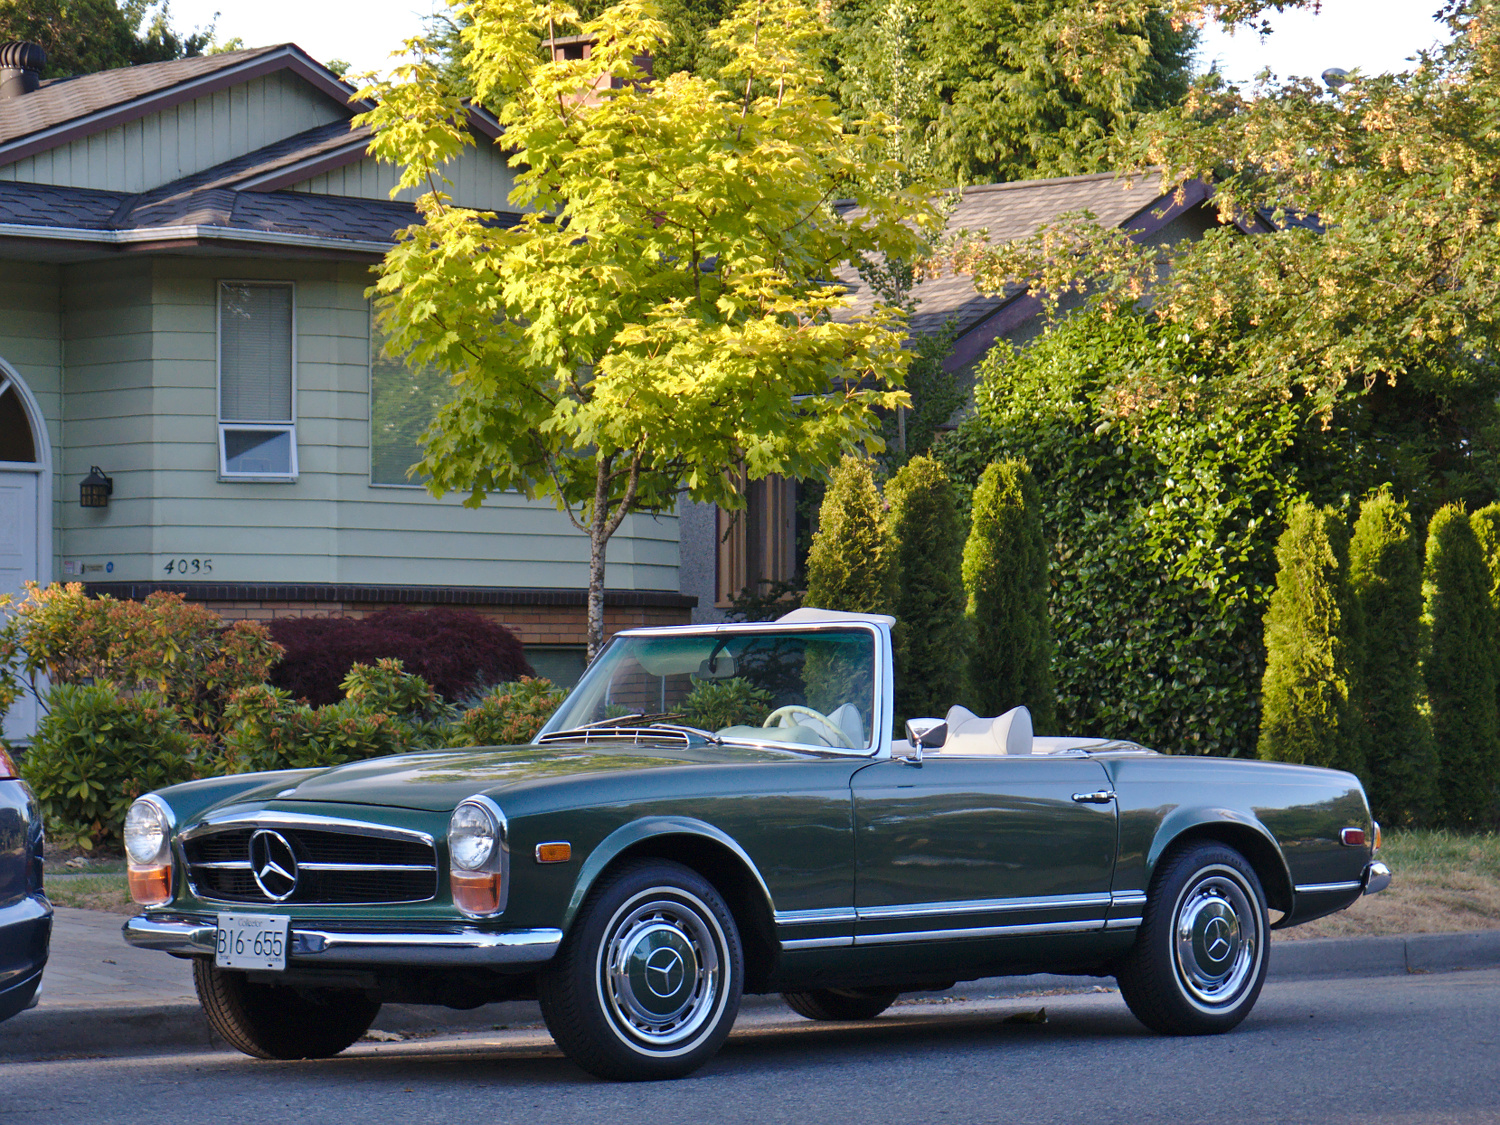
xmin=128 ymin=863 xmax=172 ymax=906
xmin=1373 ymin=821 xmax=1382 ymax=852
xmin=535 ymin=842 xmax=571 ymax=864
xmin=452 ymin=871 xmax=502 ymax=914
xmin=1340 ymin=827 xmax=1366 ymax=847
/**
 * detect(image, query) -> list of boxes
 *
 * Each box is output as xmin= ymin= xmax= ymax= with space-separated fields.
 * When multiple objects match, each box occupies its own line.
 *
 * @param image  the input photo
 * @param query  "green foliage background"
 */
xmin=22 ymin=685 xmax=194 ymax=850
xmin=1423 ymin=505 xmax=1500 ymax=827
xmin=961 ymin=458 xmax=1056 ymax=730
xmin=941 ymin=310 xmax=1302 ymax=756
xmin=0 ymin=0 xmax=216 ymax=77
xmin=1349 ymin=491 xmax=1436 ymax=825
xmin=805 ymin=456 xmax=899 ymax=617
xmin=1257 ymin=502 xmax=1361 ymax=773
xmin=887 ymin=456 xmax=966 ymax=723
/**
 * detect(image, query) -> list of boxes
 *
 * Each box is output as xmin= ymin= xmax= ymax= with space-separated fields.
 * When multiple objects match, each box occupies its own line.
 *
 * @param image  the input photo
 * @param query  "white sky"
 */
xmin=161 ymin=0 xmax=1451 ymax=84
xmin=1195 ymin=0 xmax=1454 ymax=86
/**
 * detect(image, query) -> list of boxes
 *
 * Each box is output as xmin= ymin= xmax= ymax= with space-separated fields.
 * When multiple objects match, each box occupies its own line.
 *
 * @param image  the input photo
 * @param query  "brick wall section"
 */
xmin=204 ymin=599 xmax=690 ymax=646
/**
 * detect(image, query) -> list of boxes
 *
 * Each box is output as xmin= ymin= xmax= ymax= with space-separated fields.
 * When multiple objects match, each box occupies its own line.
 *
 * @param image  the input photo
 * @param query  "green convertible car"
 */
xmin=123 ymin=608 xmax=1390 ymax=1080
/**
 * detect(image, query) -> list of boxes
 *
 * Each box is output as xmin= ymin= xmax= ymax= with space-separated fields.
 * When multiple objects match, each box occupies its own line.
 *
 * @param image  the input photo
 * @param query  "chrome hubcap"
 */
xmin=1173 ymin=869 xmax=1259 ymax=1010
xmin=600 ymin=890 xmax=724 ymax=1050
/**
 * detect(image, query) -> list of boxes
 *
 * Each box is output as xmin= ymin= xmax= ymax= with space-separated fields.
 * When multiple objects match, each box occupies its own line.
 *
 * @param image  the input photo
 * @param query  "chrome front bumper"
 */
xmin=1363 ymin=860 xmax=1392 ymax=896
xmin=123 ymin=915 xmax=562 ymax=967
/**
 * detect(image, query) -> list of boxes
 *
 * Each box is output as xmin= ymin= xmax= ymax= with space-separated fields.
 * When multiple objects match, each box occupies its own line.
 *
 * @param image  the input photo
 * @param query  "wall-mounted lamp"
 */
xmin=80 ymin=466 xmax=113 ymax=508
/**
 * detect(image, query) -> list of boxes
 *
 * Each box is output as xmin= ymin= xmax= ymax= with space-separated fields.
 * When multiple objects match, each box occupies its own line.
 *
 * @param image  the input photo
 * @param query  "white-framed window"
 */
xmin=368 ymin=305 xmax=453 ymax=487
xmin=218 ymin=281 xmax=297 ymax=480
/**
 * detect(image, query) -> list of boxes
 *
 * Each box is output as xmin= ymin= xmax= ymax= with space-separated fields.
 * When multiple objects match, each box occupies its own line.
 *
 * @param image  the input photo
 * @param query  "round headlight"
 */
xmin=449 ymin=802 xmax=497 ymax=872
xmin=124 ymin=799 xmax=168 ymax=865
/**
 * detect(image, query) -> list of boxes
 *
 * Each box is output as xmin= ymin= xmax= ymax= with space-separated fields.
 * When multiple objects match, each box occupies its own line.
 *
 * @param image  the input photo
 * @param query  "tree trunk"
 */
xmin=587 ymin=464 xmax=610 ymax=663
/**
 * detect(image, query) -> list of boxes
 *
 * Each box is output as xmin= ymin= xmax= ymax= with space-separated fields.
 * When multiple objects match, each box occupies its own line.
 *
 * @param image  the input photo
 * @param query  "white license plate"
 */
xmin=215 ymin=913 xmax=290 ymax=971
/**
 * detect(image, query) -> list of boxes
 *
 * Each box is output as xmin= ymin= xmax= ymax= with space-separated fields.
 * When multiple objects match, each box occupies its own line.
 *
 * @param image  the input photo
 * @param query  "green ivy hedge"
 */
xmin=940 ymin=311 xmax=1307 ymax=756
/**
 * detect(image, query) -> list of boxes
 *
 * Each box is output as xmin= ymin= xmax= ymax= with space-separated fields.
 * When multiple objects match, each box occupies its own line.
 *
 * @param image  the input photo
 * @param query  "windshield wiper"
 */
xmin=574 ymin=712 xmax=681 ymax=730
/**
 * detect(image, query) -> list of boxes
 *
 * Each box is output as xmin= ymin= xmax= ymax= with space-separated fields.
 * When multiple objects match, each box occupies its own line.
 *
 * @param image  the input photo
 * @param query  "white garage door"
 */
xmin=0 ymin=470 xmax=38 ymax=743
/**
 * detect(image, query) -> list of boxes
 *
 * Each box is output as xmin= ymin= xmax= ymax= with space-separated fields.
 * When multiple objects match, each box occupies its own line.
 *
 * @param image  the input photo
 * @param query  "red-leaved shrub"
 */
xmin=267 ymin=608 xmax=532 ymax=706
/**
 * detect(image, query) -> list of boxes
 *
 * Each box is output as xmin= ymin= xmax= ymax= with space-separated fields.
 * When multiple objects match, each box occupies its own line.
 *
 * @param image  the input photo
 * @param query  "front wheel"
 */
xmin=782 ymin=988 xmax=900 ymax=1021
xmin=538 ymin=859 xmax=743 ymax=1081
xmin=1115 ymin=841 xmax=1268 ymax=1035
xmin=193 ymin=959 xmax=381 ymax=1059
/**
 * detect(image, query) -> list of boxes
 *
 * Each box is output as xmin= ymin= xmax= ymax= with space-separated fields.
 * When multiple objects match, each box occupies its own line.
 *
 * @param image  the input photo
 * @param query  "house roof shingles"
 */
xmin=841 ymin=170 xmax=1170 ymax=340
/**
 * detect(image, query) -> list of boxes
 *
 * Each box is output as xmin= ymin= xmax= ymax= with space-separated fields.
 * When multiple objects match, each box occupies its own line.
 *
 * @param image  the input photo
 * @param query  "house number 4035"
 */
xmin=163 ymin=558 xmax=212 ymax=575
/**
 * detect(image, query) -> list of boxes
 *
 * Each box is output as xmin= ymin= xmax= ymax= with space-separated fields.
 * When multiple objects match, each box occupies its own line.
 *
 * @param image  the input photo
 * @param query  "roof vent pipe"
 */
xmin=0 ymin=41 xmax=46 ymax=100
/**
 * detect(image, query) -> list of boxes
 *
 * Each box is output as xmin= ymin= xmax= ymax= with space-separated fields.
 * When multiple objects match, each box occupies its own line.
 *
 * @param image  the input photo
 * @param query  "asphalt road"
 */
xmin=4 ymin=970 xmax=1498 ymax=1125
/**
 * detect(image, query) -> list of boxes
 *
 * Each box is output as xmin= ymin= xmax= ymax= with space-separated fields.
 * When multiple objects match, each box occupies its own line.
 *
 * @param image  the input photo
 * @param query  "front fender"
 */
xmin=563 ymin=815 xmax=776 ymax=934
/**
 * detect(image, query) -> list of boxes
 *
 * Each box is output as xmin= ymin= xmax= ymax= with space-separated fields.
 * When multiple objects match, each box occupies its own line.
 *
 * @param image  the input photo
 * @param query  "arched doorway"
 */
xmin=0 ymin=361 xmax=51 ymax=744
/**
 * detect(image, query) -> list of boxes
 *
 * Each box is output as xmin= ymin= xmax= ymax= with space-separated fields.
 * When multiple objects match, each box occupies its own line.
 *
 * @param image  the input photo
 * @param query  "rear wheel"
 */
xmin=193 ymin=959 xmax=381 ymax=1059
xmin=782 ymin=988 xmax=900 ymax=1021
xmin=538 ymin=859 xmax=743 ymax=1081
xmin=1115 ymin=841 xmax=1268 ymax=1035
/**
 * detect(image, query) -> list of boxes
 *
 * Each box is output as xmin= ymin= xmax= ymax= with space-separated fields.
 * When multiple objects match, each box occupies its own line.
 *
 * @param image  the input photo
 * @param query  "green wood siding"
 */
xmin=0 ymin=73 xmax=346 ymax=194
xmin=290 ymin=147 xmax=516 ymax=212
xmin=47 ymin=257 xmax=678 ymax=592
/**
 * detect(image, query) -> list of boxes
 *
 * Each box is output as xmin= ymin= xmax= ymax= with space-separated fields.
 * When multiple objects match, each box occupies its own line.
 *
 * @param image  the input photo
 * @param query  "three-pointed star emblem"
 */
xmin=249 ymin=829 xmax=299 ymax=901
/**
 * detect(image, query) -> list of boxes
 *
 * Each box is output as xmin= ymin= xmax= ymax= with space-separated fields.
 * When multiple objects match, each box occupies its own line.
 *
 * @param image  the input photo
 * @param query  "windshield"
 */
xmin=539 ymin=628 xmax=878 ymax=751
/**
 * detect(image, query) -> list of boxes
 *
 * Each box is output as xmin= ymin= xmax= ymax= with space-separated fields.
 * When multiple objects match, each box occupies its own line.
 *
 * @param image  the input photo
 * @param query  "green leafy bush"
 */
xmin=962 ymin=459 xmax=1056 ymax=731
xmin=941 ymin=310 xmax=1303 ymax=755
xmin=805 ymin=456 xmax=898 ymax=616
xmin=1349 ymin=491 xmax=1436 ymax=824
xmin=342 ymin=657 xmax=457 ymax=745
xmin=21 ymin=685 xmax=195 ymax=850
xmin=1423 ymin=504 xmax=1500 ymax=827
xmin=679 ymin=677 xmax=773 ymax=730
xmin=0 ymin=582 xmax=280 ymax=749
xmin=451 ymin=677 xmax=566 ymax=746
xmin=887 ymin=455 xmax=966 ymax=723
xmin=1257 ymin=502 xmax=1361 ymax=774
xmin=217 ymin=684 xmax=412 ymax=774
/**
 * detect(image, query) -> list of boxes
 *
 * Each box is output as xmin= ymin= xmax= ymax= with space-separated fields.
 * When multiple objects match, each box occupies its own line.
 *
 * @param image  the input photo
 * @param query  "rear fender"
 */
xmin=1146 ymin=806 xmax=1295 ymax=916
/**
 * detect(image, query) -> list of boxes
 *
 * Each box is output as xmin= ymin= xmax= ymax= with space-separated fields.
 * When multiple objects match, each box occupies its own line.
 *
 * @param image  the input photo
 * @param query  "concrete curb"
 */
xmin=3 ymin=929 xmax=1497 ymax=1061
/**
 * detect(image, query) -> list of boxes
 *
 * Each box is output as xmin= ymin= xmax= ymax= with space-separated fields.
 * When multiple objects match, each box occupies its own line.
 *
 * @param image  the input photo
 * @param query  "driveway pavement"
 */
xmin=2 ymin=906 xmax=1498 ymax=1060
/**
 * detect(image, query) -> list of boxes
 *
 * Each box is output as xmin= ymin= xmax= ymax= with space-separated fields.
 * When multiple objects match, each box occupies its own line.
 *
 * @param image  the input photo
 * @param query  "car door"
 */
xmin=849 ymin=753 xmax=1118 ymax=945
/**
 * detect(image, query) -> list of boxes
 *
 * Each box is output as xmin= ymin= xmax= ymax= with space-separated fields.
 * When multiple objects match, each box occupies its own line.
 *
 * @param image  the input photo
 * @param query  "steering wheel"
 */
xmin=763 ymin=704 xmax=852 ymax=749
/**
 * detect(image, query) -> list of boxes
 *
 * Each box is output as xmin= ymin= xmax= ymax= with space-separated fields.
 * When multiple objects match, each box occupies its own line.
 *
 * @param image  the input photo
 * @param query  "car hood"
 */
xmin=258 ymin=741 xmax=806 ymax=812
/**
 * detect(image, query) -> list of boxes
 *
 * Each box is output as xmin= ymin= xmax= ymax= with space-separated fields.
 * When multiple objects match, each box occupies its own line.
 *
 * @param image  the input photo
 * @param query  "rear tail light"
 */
xmin=0 ymin=746 xmax=17 ymax=780
xmin=1340 ymin=827 xmax=1366 ymax=847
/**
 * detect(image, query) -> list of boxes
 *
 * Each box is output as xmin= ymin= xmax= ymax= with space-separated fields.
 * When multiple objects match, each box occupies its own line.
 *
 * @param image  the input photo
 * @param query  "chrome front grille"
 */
xmin=182 ymin=824 xmax=438 ymax=906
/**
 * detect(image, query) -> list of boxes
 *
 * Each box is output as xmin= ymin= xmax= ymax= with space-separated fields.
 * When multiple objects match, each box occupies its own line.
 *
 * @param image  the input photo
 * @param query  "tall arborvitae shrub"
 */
xmin=1349 ymin=491 xmax=1436 ymax=824
xmin=1257 ymin=502 xmax=1362 ymax=773
xmin=1423 ymin=504 xmax=1500 ymax=827
xmin=887 ymin=456 xmax=966 ymax=723
xmin=1471 ymin=503 xmax=1500 ymax=603
xmin=805 ymin=456 xmax=898 ymax=616
xmin=962 ymin=459 xmax=1056 ymax=730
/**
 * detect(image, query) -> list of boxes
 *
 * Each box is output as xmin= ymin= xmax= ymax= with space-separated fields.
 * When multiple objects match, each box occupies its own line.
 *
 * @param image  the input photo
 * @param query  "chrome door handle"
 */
xmin=1072 ymin=791 xmax=1116 ymax=804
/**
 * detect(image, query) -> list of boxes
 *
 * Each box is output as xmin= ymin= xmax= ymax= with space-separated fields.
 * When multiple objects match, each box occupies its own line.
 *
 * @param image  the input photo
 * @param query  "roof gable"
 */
xmin=0 ymin=46 xmax=359 ymax=159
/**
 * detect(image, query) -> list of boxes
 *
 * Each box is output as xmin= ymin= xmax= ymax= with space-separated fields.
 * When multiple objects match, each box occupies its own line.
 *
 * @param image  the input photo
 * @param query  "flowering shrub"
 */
xmin=0 ymin=583 xmax=280 ymax=748
xmin=267 ymin=607 xmax=532 ymax=706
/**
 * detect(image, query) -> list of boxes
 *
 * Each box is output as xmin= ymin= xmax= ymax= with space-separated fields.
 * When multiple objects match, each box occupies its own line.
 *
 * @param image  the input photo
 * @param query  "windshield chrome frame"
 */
xmin=535 ymin=619 xmax=895 ymax=759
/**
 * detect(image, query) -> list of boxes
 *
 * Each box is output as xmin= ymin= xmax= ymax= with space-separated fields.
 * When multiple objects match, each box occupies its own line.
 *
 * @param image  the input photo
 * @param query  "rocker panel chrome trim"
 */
xmin=852 ymin=918 xmax=1106 ymax=945
xmin=855 ymin=892 xmax=1112 ymax=922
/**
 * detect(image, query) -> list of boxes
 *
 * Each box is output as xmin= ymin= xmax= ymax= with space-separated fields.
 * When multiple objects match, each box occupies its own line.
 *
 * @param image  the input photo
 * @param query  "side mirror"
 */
xmin=901 ymin=718 xmax=947 ymax=765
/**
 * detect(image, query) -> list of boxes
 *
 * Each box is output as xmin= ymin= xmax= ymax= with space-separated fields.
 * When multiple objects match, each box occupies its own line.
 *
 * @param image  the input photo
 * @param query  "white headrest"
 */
xmin=941 ymin=704 xmax=1034 ymax=755
xmin=993 ymin=706 xmax=1034 ymax=755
